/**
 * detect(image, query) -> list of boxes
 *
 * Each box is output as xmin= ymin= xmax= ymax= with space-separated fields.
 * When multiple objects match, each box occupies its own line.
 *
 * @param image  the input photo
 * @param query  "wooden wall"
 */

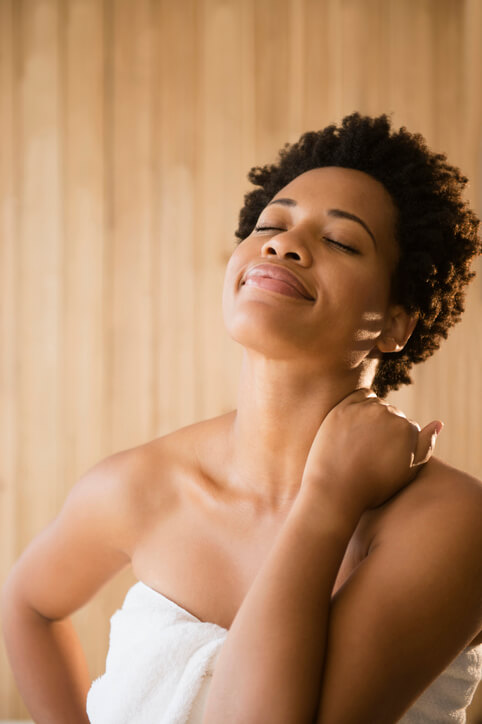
xmin=1 ymin=0 xmax=481 ymax=718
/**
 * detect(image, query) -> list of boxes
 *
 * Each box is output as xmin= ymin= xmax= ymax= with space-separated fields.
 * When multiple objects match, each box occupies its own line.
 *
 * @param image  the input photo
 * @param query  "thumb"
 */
xmin=413 ymin=420 xmax=444 ymax=467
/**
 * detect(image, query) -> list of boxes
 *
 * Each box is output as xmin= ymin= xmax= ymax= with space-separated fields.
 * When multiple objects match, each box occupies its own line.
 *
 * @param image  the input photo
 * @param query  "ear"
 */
xmin=376 ymin=305 xmax=418 ymax=354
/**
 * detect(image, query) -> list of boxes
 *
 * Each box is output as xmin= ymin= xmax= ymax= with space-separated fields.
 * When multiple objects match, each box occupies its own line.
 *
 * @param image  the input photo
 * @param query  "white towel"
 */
xmin=399 ymin=643 xmax=482 ymax=723
xmin=86 ymin=580 xmax=482 ymax=723
xmin=86 ymin=582 xmax=228 ymax=724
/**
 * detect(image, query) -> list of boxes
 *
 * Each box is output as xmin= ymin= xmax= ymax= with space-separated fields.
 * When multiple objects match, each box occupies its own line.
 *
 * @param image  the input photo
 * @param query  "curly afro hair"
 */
xmin=234 ymin=112 xmax=481 ymax=398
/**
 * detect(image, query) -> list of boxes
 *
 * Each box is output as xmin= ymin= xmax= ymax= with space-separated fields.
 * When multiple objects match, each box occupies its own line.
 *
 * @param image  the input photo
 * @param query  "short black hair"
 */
xmin=234 ymin=112 xmax=481 ymax=397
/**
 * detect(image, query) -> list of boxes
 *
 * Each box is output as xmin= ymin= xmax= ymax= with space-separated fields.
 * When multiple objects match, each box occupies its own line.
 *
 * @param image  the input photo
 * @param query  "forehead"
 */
xmin=271 ymin=166 xmax=398 ymax=244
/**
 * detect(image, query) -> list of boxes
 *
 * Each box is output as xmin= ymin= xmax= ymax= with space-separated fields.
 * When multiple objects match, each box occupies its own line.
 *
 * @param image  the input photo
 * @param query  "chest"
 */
xmin=130 ymin=494 xmax=371 ymax=629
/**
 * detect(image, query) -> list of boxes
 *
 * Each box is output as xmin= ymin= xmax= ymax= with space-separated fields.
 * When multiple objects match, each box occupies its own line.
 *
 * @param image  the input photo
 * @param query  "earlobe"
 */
xmin=378 ymin=336 xmax=403 ymax=353
xmin=377 ymin=306 xmax=418 ymax=354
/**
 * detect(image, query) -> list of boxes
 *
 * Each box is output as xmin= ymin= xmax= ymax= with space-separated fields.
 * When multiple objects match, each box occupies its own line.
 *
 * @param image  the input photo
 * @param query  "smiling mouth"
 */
xmin=241 ymin=276 xmax=314 ymax=301
xmin=241 ymin=264 xmax=315 ymax=301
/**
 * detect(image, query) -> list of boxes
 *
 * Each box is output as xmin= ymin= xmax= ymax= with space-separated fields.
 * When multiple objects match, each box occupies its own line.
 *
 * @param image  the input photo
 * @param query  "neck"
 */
xmin=224 ymin=350 xmax=375 ymax=514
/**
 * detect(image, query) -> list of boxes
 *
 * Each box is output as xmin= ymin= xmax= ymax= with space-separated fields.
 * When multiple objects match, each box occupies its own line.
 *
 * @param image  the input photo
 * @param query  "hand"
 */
xmin=300 ymin=388 xmax=443 ymax=516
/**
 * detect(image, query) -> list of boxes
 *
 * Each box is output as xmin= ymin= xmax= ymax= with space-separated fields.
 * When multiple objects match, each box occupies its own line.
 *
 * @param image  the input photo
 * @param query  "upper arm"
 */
xmin=316 ymin=470 xmax=482 ymax=724
xmin=2 ymin=448 xmax=147 ymax=621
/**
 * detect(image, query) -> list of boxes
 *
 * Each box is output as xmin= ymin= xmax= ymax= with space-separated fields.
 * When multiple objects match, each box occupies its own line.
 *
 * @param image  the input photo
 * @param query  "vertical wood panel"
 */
xmin=62 ymin=0 xmax=105 ymax=506
xmin=16 ymin=0 xmax=63 ymax=538
xmin=0 ymin=0 xmax=18 ymax=714
xmin=339 ymin=0 xmax=391 ymax=115
xmin=287 ymin=0 xmax=305 ymax=134
xmin=432 ymin=0 xmax=463 ymax=155
xmin=110 ymin=0 xmax=155 ymax=450
xmin=1 ymin=0 xmax=481 ymax=716
xmin=1 ymin=0 xmax=63 ymax=716
xmin=199 ymin=0 xmax=252 ymax=417
xmin=155 ymin=0 xmax=201 ymax=431
xmin=304 ymin=0 xmax=341 ymax=129
xmin=60 ymin=0 xmax=114 ymax=681
xmin=462 ymin=0 xmax=482 ymax=210
xmin=387 ymin=0 xmax=436 ymax=137
xmin=254 ymin=0 xmax=293 ymax=152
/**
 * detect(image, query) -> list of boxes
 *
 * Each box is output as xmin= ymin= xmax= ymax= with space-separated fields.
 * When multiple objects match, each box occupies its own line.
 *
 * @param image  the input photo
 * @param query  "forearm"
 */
xmin=2 ymin=589 xmax=91 ymax=723
xmin=202 ymin=488 xmax=358 ymax=724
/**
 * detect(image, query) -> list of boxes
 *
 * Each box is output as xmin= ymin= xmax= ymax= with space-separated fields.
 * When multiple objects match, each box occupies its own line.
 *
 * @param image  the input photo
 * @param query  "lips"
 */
xmin=241 ymin=263 xmax=314 ymax=301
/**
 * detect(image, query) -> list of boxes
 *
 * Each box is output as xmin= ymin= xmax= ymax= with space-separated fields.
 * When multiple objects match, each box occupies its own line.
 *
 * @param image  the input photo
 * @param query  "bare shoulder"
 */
xmin=2 ymin=413 xmax=229 ymax=622
xmin=76 ymin=427 xmax=197 ymax=542
xmin=64 ymin=440 xmax=175 ymax=553
xmin=415 ymin=454 xmax=481 ymax=498
xmin=379 ymin=455 xmax=482 ymax=533
xmin=372 ymin=455 xmax=482 ymax=644
xmin=71 ymin=409 xmax=231 ymax=539
xmin=106 ymin=411 xmax=233 ymax=532
xmin=1 ymin=423 xmax=207 ymax=620
xmin=374 ymin=455 xmax=482 ymax=562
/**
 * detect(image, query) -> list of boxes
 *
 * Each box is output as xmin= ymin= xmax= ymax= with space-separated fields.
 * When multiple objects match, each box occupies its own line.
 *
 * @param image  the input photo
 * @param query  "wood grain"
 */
xmin=0 ymin=0 xmax=480 ymax=717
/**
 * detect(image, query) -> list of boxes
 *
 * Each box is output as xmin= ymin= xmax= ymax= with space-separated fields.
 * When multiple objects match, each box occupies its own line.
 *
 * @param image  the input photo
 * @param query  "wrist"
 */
xmin=292 ymin=481 xmax=361 ymax=541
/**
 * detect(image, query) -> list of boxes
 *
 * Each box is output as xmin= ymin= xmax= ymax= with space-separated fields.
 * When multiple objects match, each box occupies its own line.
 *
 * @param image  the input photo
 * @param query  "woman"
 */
xmin=2 ymin=113 xmax=482 ymax=723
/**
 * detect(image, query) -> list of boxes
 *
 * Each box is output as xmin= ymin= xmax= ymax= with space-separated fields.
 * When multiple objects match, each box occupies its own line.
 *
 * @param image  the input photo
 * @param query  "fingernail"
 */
xmin=434 ymin=421 xmax=444 ymax=437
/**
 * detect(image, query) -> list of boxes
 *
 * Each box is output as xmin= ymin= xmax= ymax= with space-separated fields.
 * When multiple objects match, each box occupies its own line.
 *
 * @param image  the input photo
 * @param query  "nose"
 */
xmin=260 ymin=229 xmax=313 ymax=266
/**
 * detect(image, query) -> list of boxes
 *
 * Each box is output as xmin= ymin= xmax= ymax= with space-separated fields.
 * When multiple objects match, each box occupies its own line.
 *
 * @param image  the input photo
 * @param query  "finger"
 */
xmin=408 ymin=417 xmax=421 ymax=432
xmin=383 ymin=404 xmax=417 ymax=426
xmin=380 ymin=403 xmax=421 ymax=432
xmin=412 ymin=420 xmax=444 ymax=467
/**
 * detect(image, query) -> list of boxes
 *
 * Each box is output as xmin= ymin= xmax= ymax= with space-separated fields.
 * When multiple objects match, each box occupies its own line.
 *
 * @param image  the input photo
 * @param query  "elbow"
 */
xmin=1 ymin=569 xmax=55 ymax=626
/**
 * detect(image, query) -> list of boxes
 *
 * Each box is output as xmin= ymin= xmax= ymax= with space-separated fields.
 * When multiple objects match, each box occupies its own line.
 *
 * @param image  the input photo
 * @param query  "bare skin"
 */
xmin=131 ymin=413 xmax=482 ymax=642
xmin=2 ymin=167 xmax=482 ymax=723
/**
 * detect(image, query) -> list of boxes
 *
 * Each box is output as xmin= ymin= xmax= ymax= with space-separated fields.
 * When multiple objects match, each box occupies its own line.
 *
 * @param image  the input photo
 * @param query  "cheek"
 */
xmin=359 ymin=279 xmax=391 ymax=312
xmin=222 ymin=251 xmax=244 ymax=320
xmin=333 ymin=267 xmax=392 ymax=336
xmin=222 ymin=241 xmax=255 ymax=295
xmin=352 ymin=260 xmax=392 ymax=306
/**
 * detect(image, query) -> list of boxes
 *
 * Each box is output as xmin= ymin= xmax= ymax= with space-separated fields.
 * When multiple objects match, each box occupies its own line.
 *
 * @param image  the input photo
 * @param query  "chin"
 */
xmin=225 ymin=314 xmax=308 ymax=357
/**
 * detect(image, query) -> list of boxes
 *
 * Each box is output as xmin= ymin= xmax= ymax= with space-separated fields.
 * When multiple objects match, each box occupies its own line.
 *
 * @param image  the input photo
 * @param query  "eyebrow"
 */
xmin=267 ymin=197 xmax=377 ymax=248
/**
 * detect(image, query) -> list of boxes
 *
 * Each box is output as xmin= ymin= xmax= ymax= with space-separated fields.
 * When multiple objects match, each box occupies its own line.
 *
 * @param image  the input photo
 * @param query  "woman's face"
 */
xmin=222 ymin=166 xmax=401 ymax=372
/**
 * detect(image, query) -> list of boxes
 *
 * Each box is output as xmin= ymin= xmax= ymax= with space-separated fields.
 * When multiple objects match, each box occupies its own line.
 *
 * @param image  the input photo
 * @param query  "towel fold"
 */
xmin=86 ymin=580 xmax=482 ymax=723
xmin=86 ymin=582 xmax=228 ymax=724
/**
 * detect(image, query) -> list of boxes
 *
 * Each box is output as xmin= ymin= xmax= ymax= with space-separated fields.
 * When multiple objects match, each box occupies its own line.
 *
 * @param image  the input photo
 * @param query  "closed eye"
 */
xmin=322 ymin=237 xmax=359 ymax=254
xmin=254 ymin=225 xmax=284 ymax=232
xmin=254 ymin=225 xmax=359 ymax=255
